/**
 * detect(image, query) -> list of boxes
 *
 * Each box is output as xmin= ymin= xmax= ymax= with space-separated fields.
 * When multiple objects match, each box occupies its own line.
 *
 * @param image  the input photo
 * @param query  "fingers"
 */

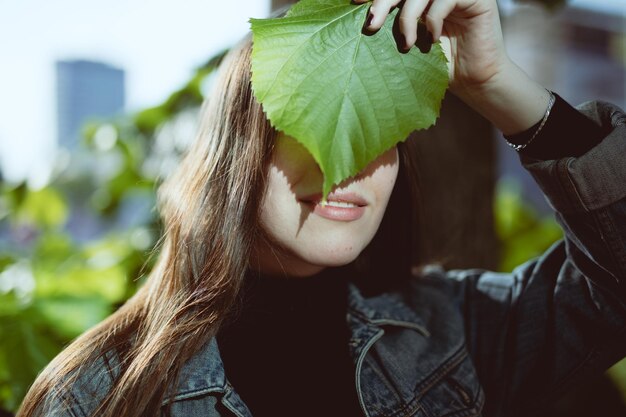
xmin=357 ymin=0 xmax=465 ymax=51
xmin=398 ymin=0 xmax=430 ymax=50
xmin=423 ymin=0 xmax=456 ymax=41
xmin=363 ymin=0 xmax=401 ymax=31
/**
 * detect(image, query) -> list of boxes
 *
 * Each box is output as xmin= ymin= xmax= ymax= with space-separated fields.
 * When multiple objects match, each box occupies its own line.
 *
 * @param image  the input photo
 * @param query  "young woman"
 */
xmin=18 ymin=0 xmax=626 ymax=416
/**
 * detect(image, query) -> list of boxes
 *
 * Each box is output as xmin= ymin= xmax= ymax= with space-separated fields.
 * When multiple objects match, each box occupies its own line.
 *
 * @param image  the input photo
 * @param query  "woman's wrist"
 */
xmin=453 ymin=59 xmax=552 ymax=136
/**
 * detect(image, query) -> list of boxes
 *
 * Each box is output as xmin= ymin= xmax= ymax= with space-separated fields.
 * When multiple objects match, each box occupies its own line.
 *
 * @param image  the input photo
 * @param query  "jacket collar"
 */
xmin=164 ymin=278 xmax=430 ymax=403
xmin=164 ymin=337 xmax=227 ymax=403
xmin=347 ymin=281 xmax=430 ymax=336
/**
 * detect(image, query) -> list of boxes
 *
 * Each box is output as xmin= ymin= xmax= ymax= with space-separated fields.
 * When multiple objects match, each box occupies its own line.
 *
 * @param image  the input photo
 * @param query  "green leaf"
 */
xmin=494 ymin=179 xmax=563 ymax=272
xmin=250 ymin=0 xmax=448 ymax=196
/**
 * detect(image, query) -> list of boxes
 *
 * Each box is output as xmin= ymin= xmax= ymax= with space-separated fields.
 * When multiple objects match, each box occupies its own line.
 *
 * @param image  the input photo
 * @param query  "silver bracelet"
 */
xmin=506 ymin=90 xmax=556 ymax=151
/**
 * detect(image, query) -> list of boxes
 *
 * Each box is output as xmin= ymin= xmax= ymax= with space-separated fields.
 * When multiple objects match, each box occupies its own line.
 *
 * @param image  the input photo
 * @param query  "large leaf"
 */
xmin=250 ymin=0 xmax=448 ymax=196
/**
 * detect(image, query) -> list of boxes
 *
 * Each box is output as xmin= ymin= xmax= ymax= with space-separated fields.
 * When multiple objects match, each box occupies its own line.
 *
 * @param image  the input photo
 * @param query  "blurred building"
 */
xmin=55 ymin=60 xmax=126 ymax=241
xmin=56 ymin=60 xmax=125 ymax=150
xmin=498 ymin=1 xmax=625 ymax=213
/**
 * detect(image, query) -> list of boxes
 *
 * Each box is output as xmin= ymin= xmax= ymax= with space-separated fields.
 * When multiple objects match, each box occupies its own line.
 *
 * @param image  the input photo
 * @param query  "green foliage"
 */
xmin=0 ymin=223 xmax=150 ymax=411
xmin=251 ymin=0 xmax=448 ymax=196
xmin=494 ymin=179 xmax=563 ymax=273
xmin=0 ymin=300 xmax=63 ymax=411
xmin=2 ymin=185 xmax=68 ymax=230
xmin=607 ymin=358 xmax=626 ymax=405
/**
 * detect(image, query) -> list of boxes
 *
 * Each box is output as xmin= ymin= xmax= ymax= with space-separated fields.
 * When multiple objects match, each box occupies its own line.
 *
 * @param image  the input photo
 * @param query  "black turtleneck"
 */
xmin=216 ymin=266 xmax=363 ymax=417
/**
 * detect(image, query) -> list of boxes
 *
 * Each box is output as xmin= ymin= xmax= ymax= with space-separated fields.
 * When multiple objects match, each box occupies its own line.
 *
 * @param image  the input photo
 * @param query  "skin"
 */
xmin=252 ymin=134 xmax=399 ymax=278
xmin=254 ymin=0 xmax=551 ymax=278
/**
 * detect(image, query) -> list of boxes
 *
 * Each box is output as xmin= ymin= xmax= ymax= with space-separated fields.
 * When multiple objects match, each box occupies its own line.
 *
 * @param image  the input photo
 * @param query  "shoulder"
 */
xmin=36 ymin=338 xmax=231 ymax=417
xmin=71 ymin=351 xmax=120 ymax=414
xmin=411 ymin=261 xmax=534 ymax=299
xmin=34 ymin=350 xmax=120 ymax=417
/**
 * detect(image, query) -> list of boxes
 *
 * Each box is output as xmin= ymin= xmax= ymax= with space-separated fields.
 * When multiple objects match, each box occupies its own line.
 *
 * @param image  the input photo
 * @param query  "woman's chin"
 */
xmin=299 ymin=245 xmax=363 ymax=269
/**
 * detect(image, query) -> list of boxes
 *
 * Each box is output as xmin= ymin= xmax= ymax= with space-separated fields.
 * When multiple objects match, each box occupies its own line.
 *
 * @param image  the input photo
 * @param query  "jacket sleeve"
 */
xmin=444 ymin=100 xmax=626 ymax=417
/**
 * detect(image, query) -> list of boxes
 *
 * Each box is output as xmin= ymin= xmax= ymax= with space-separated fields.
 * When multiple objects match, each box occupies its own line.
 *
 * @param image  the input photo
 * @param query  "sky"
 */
xmin=0 ymin=0 xmax=623 ymax=188
xmin=0 ymin=0 xmax=269 ymax=187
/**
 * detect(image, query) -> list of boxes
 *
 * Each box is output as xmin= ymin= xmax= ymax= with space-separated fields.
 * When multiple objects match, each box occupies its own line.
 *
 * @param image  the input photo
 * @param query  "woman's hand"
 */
xmin=354 ymin=0 xmax=553 ymax=136
xmin=355 ymin=0 xmax=507 ymax=98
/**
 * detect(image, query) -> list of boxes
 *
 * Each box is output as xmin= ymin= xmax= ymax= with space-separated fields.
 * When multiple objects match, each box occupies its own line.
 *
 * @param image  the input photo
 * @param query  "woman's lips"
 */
xmin=299 ymin=192 xmax=367 ymax=222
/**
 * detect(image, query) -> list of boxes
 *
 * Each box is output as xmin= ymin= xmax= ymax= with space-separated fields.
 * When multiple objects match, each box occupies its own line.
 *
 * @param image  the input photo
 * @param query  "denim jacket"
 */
xmin=43 ymin=100 xmax=626 ymax=417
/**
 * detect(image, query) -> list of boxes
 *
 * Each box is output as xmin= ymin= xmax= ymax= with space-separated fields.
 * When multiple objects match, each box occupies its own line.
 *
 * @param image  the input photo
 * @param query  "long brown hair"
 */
xmin=18 ymin=33 xmax=421 ymax=416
